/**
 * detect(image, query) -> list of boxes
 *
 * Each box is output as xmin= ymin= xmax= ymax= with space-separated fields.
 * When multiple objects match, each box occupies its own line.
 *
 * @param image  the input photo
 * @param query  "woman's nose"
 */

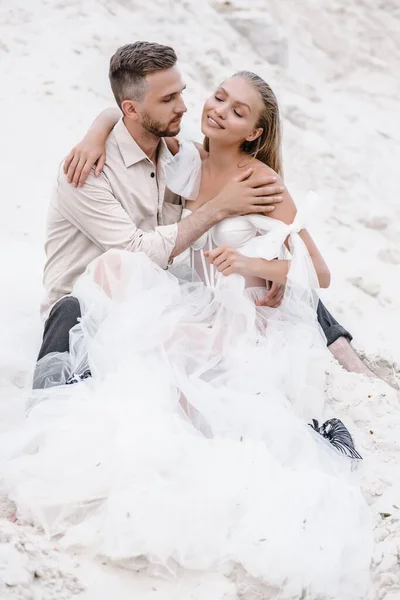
xmin=214 ymin=104 xmax=226 ymax=118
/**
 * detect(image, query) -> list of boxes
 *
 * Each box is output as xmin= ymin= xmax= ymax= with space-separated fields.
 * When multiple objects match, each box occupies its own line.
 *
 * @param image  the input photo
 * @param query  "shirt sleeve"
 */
xmin=55 ymin=169 xmax=178 ymax=269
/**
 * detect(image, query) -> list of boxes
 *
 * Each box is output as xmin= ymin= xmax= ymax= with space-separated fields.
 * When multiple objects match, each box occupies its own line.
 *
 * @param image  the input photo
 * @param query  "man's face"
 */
xmin=139 ymin=66 xmax=187 ymax=137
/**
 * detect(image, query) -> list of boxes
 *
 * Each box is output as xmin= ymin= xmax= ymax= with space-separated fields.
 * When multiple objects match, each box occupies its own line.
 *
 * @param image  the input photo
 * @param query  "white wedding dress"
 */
xmin=1 ymin=143 xmax=372 ymax=599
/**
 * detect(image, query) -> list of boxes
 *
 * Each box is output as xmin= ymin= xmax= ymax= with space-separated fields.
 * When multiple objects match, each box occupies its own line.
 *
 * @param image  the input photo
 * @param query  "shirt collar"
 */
xmin=114 ymin=118 xmax=174 ymax=168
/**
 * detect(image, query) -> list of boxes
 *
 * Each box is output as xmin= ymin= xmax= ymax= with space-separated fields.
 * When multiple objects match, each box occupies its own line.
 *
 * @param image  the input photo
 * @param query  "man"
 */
xmin=35 ymin=41 xmax=372 ymax=387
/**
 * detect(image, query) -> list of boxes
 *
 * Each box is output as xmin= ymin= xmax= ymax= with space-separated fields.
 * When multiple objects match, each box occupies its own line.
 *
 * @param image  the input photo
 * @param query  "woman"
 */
xmin=6 ymin=72 xmax=371 ymax=599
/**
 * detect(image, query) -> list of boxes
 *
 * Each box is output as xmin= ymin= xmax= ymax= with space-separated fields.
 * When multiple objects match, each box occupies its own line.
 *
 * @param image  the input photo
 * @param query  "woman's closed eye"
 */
xmin=215 ymin=97 xmax=242 ymax=116
xmin=214 ymin=95 xmax=243 ymax=117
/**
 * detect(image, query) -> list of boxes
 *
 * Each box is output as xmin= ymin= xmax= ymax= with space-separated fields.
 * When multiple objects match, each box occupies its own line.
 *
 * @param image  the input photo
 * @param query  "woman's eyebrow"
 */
xmin=219 ymin=87 xmax=251 ymax=112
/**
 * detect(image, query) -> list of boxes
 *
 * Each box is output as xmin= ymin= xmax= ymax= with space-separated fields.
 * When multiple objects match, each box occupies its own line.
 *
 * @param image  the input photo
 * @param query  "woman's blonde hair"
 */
xmin=203 ymin=71 xmax=283 ymax=176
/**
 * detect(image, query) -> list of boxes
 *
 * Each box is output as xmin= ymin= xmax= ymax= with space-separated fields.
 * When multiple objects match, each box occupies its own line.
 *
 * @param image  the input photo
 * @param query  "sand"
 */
xmin=0 ymin=0 xmax=399 ymax=598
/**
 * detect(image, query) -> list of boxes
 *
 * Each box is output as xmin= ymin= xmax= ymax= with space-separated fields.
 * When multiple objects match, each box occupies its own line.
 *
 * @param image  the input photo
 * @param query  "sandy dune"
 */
xmin=0 ymin=0 xmax=399 ymax=598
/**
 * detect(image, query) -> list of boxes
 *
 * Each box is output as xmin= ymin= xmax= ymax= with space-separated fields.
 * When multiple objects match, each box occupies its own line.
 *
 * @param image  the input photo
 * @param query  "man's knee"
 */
xmin=51 ymin=296 xmax=81 ymax=329
xmin=37 ymin=296 xmax=82 ymax=360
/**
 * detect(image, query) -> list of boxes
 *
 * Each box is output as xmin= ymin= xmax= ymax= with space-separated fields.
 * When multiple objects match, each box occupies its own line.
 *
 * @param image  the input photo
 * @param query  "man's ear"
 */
xmin=121 ymin=99 xmax=140 ymax=120
xmin=246 ymin=127 xmax=263 ymax=143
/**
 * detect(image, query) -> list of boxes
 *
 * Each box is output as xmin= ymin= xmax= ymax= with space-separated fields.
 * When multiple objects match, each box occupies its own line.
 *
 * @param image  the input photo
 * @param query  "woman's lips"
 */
xmin=207 ymin=115 xmax=224 ymax=129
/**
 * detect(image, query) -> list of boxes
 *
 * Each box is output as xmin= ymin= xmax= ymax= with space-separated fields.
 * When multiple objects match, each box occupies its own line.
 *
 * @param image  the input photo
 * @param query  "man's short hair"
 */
xmin=109 ymin=41 xmax=177 ymax=108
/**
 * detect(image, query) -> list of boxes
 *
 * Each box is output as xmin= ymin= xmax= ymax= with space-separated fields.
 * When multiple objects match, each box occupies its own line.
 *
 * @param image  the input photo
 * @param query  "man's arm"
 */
xmin=171 ymin=168 xmax=284 ymax=258
xmin=57 ymin=167 xmax=283 ymax=268
xmin=57 ymin=169 xmax=177 ymax=269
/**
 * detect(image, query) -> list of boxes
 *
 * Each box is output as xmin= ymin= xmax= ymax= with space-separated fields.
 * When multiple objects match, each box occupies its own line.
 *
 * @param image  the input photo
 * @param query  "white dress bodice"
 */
xmin=181 ymin=207 xmax=266 ymax=288
xmin=182 ymin=210 xmax=259 ymax=252
xmin=165 ymin=141 xmax=319 ymax=290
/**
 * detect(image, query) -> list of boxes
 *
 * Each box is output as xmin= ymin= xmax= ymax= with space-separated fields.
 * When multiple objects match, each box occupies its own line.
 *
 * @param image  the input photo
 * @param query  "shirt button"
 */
xmin=151 ymin=172 xmax=155 ymax=178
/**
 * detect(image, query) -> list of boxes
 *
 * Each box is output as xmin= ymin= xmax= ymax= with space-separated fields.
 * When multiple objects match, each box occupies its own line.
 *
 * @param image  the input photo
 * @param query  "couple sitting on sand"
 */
xmin=8 ymin=41 xmax=373 ymax=598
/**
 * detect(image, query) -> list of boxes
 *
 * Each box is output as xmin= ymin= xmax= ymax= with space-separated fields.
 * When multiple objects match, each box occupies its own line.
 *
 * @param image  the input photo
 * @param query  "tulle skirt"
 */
xmin=1 ymin=250 xmax=372 ymax=599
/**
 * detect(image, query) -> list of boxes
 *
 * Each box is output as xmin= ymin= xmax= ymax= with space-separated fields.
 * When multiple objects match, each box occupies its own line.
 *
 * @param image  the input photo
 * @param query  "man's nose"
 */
xmin=176 ymin=96 xmax=187 ymax=114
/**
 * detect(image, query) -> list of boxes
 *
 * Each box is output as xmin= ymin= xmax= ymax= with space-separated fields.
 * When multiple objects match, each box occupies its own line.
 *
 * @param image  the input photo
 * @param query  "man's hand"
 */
xmin=255 ymin=281 xmax=285 ymax=308
xmin=213 ymin=168 xmax=284 ymax=218
xmin=63 ymin=135 xmax=106 ymax=187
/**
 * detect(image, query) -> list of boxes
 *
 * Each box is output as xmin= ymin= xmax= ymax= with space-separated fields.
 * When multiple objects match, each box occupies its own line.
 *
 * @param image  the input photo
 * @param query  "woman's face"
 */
xmin=201 ymin=76 xmax=264 ymax=147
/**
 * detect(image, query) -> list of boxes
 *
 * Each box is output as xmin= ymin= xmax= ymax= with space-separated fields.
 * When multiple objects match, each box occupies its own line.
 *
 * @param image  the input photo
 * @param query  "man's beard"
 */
xmin=142 ymin=111 xmax=182 ymax=138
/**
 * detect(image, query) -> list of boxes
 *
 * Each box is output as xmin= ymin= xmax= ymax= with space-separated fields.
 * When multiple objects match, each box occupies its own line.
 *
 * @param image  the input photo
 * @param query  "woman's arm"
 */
xmin=246 ymin=227 xmax=331 ymax=289
xmin=246 ymin=245 xmax=330 ymax=289
xmin=250 ymin=165 xmax=330 ymax=288
xmin=206 ymin=166 xmax=331 ymax=289
xmin=63 ymin=107 xmax=121 ymax=187
xmin=165 ymin=140 xmax=208 ymax=158
xmin=206 ymin=234 xmax=330 ymax=289
xmin=164 ymin=138 xmax=180 ymax=155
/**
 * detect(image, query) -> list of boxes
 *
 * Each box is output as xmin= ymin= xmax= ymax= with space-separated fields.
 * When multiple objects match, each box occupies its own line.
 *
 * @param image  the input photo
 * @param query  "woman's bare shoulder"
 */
xmin=251 ymin=159 xmax=282 ymax=182
xmin=251 ymin=160 xmax=296 ymax=224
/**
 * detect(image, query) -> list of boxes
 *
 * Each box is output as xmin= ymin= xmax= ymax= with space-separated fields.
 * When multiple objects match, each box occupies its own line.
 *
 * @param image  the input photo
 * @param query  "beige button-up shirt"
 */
xmin=41 ymin=118 xmax=182 ymax=318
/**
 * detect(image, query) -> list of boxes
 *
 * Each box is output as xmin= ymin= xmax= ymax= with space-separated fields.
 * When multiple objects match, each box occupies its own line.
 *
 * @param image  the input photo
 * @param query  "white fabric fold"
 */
xmin=2 ymin=142 xmax=372 ymax=599
xmin=164 ymin=140 xmax=202 ymax=201
xmin=238 ymin=191 xmax=321 ymax=291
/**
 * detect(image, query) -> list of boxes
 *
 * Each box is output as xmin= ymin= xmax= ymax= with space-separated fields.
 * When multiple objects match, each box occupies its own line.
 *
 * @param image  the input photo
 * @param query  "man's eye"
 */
xmin=163 ymin=96 xmax=173 ymax=103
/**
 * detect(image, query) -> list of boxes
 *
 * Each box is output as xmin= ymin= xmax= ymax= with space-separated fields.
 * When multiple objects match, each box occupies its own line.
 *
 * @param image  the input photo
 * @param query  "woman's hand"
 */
xmin=63 ymin=107 xmax=120 ymax=187
xmin=206 ymin=247 xmax=285 ymax=307
xmin=255 ymin=281 xmax=285 ymax=308
xmin=63 ymin=135 xmax=106 ymax=187
xmin=205 ymin=245 xmax=256 ymax=277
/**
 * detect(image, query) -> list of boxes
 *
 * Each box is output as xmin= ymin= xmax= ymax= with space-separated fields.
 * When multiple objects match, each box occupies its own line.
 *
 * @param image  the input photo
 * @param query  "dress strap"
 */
xmin=199 ymin=247 xmax=211 ymax=288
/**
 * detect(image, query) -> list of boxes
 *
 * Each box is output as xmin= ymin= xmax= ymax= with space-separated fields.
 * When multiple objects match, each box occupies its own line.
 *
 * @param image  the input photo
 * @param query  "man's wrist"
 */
xmin=208 ymin=197 xmax=229 ymax=222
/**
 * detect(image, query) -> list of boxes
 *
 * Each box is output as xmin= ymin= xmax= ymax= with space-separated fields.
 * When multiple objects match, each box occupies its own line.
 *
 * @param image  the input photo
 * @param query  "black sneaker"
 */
xmin=309 ymin=418 xmax=362 ymax=460
xmin=66 ymin=369 xmax=92 ymax=385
